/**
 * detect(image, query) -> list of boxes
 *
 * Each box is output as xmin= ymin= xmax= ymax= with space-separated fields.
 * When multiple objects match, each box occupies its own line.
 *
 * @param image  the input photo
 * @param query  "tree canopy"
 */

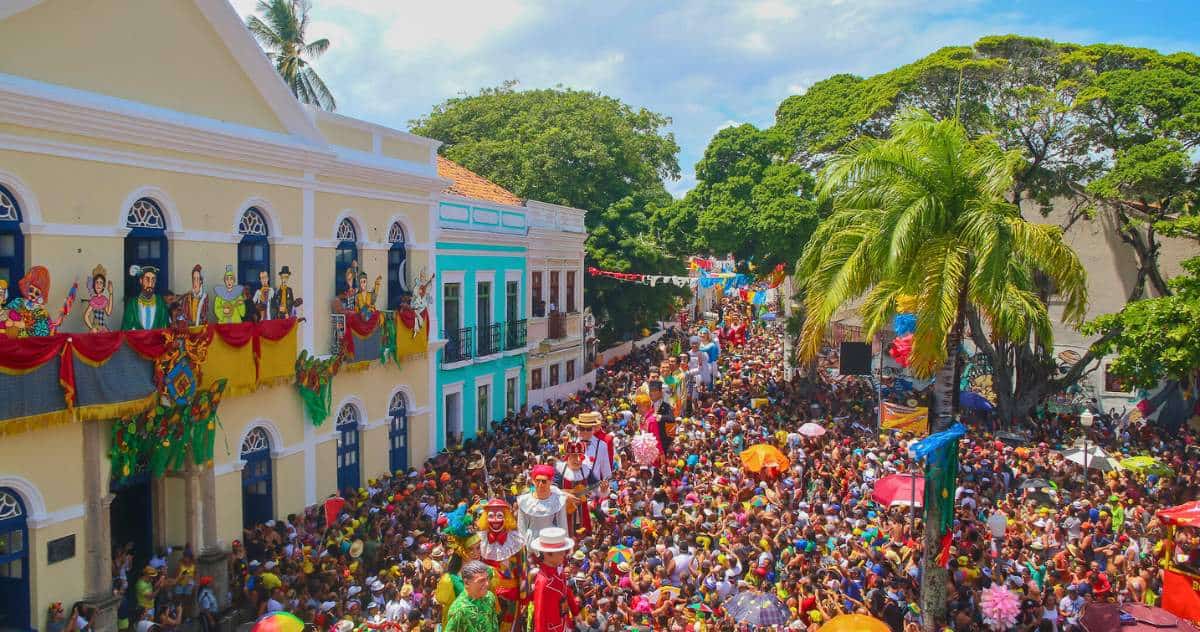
xmin=650 ymin=124 xmax=823 ymax=270
xmin=411 ymin=84 xmax=685 ymax=344
xmin=247 ymin=0 xmax=335 ymax=110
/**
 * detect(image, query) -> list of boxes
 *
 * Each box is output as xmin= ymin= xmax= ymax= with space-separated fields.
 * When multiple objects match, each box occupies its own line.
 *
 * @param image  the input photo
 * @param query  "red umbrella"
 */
xmin=871 ymin=473 xmax=924 ymax=508
xmin=1080 ymin=603 xmax=1200 ymax=631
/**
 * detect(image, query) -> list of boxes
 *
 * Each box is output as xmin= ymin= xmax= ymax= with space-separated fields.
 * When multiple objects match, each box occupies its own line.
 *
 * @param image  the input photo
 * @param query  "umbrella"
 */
xmin=647 ymin=585 xmax=681 ymax=604
xmin=996 ymin=430 xmax=1030 ymax=446
xmin=607 ymin=545 xmax=633 ymax=565
xmin=871 ymin=473 xmax=924 ymax=508
xmin=1080 ymin=602 xmax=1200 ymax=631
xmin=687 ymin=603 xmax=715 ymax=614
xmin=1058 ymin=444 xmax=1120 ymax=471
xmin=960 ymin=391 xmax=994 ymax=411
xmin=798 ymin=422 xmax=826 ymax=437
xmin=1017 ymin=478 xmax=1053 ymax=491
xmin=252 ymin=612 xmax=305 ymax=632
xmin=818 ymin=614 xmax=892 ymax=632
xmin=723 ymin=591 xmax=791 ymax=627
xmin=739 ymin=444 xmax=790 ymax=473
xmin=630 ymin=517 xmax=655 ymax=531
xmin=1120 ymin=456 xmax=1175 ymax=477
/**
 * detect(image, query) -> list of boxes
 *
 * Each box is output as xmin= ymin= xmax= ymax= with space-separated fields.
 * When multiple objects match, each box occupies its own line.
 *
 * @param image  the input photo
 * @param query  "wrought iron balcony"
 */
xmin=506 ymin=319 xmax=527 ymax=350
xmin=548 ymin=311 xmax=567 ymax=339
xmin=330 ymin=313 xmax=346 ymax=356
xmin=444 ymin=327 xmax=473 ymax=363
xmin=477 ymin=322 xmax=503 ymax=357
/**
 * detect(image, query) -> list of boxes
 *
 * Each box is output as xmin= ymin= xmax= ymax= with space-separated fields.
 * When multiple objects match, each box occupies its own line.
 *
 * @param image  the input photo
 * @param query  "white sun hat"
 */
xmin=530 ymin=527 xmax=575 ymax=554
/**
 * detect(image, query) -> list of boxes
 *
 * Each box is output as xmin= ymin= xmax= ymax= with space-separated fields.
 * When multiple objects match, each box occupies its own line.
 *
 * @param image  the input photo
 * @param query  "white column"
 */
xmin=301 ymin=173 xmax=316 ymax=354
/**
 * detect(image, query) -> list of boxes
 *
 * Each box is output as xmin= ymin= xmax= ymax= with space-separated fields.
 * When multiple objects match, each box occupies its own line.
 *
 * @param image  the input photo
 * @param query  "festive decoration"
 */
xmin=122 ymin=265 xmax=168 ymax=330
xmin=108 ymin=378 xmax=228 ymax=483
xmin=630 ymin=432 xmax=661 ymax=466
xmin=251 ymin=611 xmax=305 ymax=632
xmin=213 ymin=265 xmax=245 ymax=325
xmin=892 ymin=313 xmax=916 ymax=336
xmin=911 ymin=422 xmax=966 ymax=567
xmin=5 ymin=266 xmax=75 ymax=338
xmin=739 ymin=444 xmax=790 ymax=473
xmin=295 ymin=349 xmax=342 ymax=426
xmin=270 ymin=266 xmax=303 ymax=321
xmin=980 ymin=584 xmax=1021 ymax=630
xmin=477 ymin=498 xmax=525 ymax=632
xmin=880 ymin=402 xmax=929 ymax=434
xmin=83 ymin=265 xmax=114 ymax=332
xmin=888 ymin=333 xmax=914 ymax=367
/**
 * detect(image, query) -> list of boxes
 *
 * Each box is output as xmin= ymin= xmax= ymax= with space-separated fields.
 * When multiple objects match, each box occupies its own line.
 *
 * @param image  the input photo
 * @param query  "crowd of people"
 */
xmin=99 ymin=300 xmax=1200 ymax=632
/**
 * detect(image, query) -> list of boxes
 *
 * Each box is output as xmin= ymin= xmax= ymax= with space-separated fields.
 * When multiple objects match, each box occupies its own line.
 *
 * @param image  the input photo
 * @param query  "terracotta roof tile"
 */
xmin=437 ymin=156 xmax=524 ymax=207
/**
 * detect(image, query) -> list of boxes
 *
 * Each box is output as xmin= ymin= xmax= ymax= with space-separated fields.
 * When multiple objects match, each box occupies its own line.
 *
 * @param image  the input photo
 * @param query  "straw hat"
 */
xmin=529 ymin=527 xmax=575 ymax=554
xmin=574 ymin=412 xmax=603 ymax=428
xmin=348 ymin=539 xmax=364 ymax=559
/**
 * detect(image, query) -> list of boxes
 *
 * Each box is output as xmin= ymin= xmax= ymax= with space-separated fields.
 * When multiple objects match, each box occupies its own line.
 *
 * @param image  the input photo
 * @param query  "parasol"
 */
xmin=607 ymin=545 xmax=634 ymax=565
xmin=1080 ymin=602 xmax=1200 ymax=631
xmin=1120 ymin=455 xmax=1175 ymax=477
xmin=871 ymin=473 xmax=924 ymax=508
xmin=817 ymin=614 xmax=891 ymax=632
xmin=647 ymin=585 xmax=681 ymax=604
xmin=1159 ymin=499 xmax=1200 ymax=528
xmin=723 ymin=591 xmax=791 ymax=627
xmin=798 ymin=422 xmax=826 ymax=437
xmin=252 ymin=612 xmax=305 ymax=632
xmin=1058 ymin=444 xmax=1120 ymax=471
xmin=960 ymin=390 xmax=994 ymax=411
xmin=1017 ymin=478 xmax=1054 ymax=491
xmin=739 ymin=444 xmax=790 ymax=473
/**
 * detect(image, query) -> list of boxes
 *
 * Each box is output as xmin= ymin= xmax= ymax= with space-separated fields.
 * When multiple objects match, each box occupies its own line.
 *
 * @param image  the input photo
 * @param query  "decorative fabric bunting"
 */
xmin=910 ymin=422 xmax=966 ymax=567
xmin=880 ymin=401 xmax=929 ymax=434
xmin=108 ymin=378 xmax=228 ymax=483
xmin=295 ymin=350 xmax=341 ymax=426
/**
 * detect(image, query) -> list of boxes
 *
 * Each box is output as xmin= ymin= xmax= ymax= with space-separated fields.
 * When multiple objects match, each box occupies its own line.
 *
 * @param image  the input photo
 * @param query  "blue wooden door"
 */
xmin=241 ymin=428 xmax=273 ymax=529
xmin=336 ymin=405 xmax=361 ymax=493
xmin=389 ymin=395 xmax=409 ymax=474
xmin=0 ymin=488 xmax=30 ymax=631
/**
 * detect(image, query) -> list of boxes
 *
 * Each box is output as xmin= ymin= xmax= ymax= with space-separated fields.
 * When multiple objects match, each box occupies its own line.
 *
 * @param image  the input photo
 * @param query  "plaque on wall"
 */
xmin=47 ymin=534 xmax=75 ymax=564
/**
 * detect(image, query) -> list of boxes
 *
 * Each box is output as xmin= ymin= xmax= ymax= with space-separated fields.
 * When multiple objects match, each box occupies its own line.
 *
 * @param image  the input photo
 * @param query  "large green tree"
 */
xmin=777 ymin=35 xmax=1200 ymax=420
xmin=411 ymin=84 xmax=685 ymax=344
xmin=796 ymin=112 xmax=1088 ymax=630
xmin=247 ymin=0 xmax=336 ymax=110
xmin=650 ymin=124 xmax=823 ymax=270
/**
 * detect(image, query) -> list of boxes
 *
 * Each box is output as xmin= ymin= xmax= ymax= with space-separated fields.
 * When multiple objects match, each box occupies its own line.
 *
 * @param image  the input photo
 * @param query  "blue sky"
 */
xmin=231 ymin=0 xmax=1198 ymax=198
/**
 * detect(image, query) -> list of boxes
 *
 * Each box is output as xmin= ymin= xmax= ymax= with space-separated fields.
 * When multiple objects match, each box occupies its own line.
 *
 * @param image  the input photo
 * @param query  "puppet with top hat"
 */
xmin=529 ymin=527 xmax=580 ymax=632
xmin=477 ymin=498 xmax=524 ymax=632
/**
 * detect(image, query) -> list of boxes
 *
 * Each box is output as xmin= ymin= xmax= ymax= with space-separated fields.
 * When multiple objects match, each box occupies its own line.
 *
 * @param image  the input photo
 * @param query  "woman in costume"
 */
xmin=476 ymin=499 xmax=524 ymax=632
xmin=83 ymin=265 xmax=114 ymax=332
xmin=436 ymin=504 xmax=482 ymax=628
xmin=698 ymin=327 xmax=720 ymax=385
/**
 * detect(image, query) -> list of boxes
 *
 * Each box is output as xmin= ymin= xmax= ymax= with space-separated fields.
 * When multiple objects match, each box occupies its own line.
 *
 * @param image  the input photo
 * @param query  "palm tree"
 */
xmin=795 ymin=110 xmax=1087 ymax=631
xmin=246 ymin=0 xmax=336 ymax=111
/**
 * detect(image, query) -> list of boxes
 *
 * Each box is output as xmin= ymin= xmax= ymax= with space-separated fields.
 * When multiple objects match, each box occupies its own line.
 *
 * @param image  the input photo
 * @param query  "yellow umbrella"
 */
xmin=818 ymin=614 xmax=891 ymax=632
xmin=739 ymin=444 xmax=790 ymax=473
xmin=1120 ymin=456 xmax=1174 ymax=477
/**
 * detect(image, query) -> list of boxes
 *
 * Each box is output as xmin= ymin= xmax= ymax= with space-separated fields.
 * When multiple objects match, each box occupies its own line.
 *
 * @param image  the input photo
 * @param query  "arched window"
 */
xmin=388 ymin=391 xmax=409 ymax=473
xmin=386 ymin=221 xmax=408 ymax=310
xmin=0 ymin=186 xmax=23 ymax=292
xmin=237 ymin=207 xmax=271 ymax=293
xmin=335 ymin=218 xmax=358 ymax=298
xmin=240 ymin=427 xmax=273 ymax=530
xmin=335 ymin=404 xmax=361 ymax=493
xmin=0 ymin=488 xmax=30 ymax=630
xmin=123 ymin=197 xmax=169 ymax=299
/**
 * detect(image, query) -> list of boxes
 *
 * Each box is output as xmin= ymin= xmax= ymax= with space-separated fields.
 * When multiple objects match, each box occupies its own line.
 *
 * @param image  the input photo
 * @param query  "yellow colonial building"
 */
xmin=0 ymin=1 xmax=456 ymax=629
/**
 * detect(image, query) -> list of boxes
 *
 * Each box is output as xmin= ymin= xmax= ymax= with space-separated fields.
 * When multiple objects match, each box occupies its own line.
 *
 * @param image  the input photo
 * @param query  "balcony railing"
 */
xmin=548 ymin=311 xmax=567 ymax=339
xmin=444 ymin=327 xmax=473 ymax=363
xmin=330 ymin=313 xmax=347 ymax=356
xmin=506 ymin=319 xmax=527 ymax=350
xmin=477 ymin=322 xmax=503 ymax=357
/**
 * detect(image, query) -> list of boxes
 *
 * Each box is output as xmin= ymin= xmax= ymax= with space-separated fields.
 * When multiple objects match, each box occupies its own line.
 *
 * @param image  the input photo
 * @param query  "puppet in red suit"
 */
xmin=530 ymin=527 xmax=579 ymax=632
xmin=477 ymin=498 xmax=524 ymax=632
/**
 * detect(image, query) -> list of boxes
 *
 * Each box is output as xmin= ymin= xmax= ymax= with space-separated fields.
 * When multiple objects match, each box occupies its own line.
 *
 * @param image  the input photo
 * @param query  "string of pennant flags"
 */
xmin=587 ymin=261 xmax=788 ymax=305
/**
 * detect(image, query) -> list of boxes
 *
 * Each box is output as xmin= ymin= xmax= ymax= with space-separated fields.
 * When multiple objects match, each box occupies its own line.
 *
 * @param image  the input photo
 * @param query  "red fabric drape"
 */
xmin=345 ymin=312 xmax=381 ymax=336
xmin=124 ymin=329 xmax=169 ymax=359
xmin=255 ymin=318 xmax=296 ymax=341
xmin=397 ymin=309 xmax=417 ymax=331
xmin=212 ymin=322 xmax=254 ymax=348
xmin=0 ymin=334 xmax=67 ymax=372
xmin=69 ymin=330 xmax=126 ymax=363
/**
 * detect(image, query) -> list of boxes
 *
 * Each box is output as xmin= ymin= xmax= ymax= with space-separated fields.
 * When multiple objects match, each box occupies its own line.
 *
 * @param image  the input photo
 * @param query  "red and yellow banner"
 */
xmin=1163 ymin=569 xmax=1200 ymax=625
xmin=881 ymin=401 xmax=929 ymax=434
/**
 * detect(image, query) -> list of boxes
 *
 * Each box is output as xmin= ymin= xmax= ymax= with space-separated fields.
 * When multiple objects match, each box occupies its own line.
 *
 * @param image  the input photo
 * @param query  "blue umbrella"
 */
xmin=760 ymin=312 xmax=777 ymax=321
xmin=960 ymin=391 xmax=994 ymax=411
xmin=723 ymin=591 xmax=791 ymax=627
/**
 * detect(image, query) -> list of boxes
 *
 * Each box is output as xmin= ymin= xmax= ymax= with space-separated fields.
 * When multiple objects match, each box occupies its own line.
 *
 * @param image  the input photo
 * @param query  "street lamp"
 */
xmin=1079 ymin=409 xmax=1094 ymax=474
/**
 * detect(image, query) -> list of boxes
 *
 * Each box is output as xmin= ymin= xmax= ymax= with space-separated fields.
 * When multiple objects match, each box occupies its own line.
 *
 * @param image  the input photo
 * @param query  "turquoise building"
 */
xmin=433 ymin=159 xmax=531 ymax=449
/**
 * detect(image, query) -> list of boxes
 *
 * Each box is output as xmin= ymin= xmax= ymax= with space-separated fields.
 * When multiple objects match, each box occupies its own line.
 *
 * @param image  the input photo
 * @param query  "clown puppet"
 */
xmin=516 ymin=465 xmax=569 ymax=552
xmin=554 ymin=434 xmax=595 ymax=538
xmin=476 ymin=499 xmax=524 ymax=632
xmin=6 ymin=266 xmax=69 ymax=337
xmin=529 ymin=527 xmax=580 ymax=632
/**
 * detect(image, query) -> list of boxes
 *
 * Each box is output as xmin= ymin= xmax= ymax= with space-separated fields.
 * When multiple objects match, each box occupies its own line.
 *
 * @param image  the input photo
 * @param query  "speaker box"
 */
xmin=839 ymin=341 xmax=872 ymax=375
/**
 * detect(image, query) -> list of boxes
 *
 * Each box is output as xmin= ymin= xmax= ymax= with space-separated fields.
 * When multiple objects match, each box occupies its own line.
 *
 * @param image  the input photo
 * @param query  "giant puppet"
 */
xmin=516 ymin=464 xmax=569 ymax=551
xmin=476 ymin=498 xmax=524 ymax=632
xmin=529 ymin=527 xmax=580 ymax=632
xmin=554 ymin=435 xmax=595 ymax=537
xmin=122 ymin=265 xmax=168 ymax=331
